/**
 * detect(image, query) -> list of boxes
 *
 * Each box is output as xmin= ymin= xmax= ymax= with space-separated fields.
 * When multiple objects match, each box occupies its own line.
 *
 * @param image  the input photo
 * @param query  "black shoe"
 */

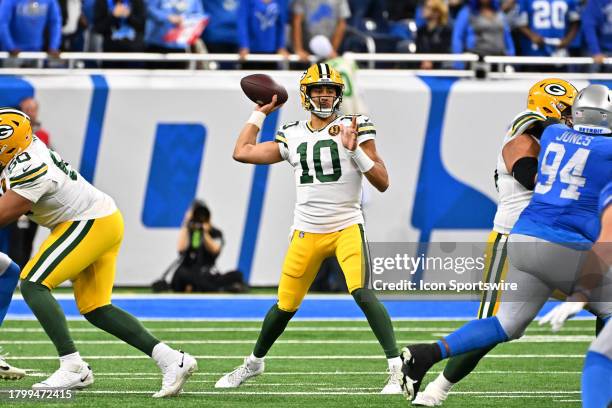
xmin=400 ymin=343 xmax=440 ymax=401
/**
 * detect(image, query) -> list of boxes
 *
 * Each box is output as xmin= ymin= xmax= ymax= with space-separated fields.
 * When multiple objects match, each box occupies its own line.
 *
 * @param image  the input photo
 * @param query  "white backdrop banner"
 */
xmin=0 ymin=72 xmax=601 ymax=285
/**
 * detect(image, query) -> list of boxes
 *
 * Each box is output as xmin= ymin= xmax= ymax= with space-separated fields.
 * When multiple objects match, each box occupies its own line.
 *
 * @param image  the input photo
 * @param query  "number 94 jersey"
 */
xmin=0 ymin=137 xmax=117 ymax=229
xmin=275 ymin=114 xmax=376 ymax=233
xmin=512 ymin=123 xmax=612 ymax=245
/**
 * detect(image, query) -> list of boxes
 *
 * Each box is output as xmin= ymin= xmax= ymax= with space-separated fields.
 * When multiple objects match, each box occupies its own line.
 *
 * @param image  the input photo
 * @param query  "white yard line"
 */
xmin=0 ymin=336 xmax=593 ymax=345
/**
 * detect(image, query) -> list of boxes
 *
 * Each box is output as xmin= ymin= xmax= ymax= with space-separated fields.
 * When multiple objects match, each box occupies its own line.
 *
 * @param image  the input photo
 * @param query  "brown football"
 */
xmin=240 ymin=74 xmax=288 ymax=106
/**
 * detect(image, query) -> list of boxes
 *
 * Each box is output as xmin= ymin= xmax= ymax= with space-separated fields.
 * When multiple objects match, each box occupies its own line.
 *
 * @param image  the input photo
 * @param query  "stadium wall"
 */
xmin=0 ymin=73 xmax=606 ymax=286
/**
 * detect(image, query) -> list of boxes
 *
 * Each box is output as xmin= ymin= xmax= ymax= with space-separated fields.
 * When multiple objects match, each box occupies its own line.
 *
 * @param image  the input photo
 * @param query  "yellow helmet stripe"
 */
xmin=0 ymin=108 xmax=29 ymax=120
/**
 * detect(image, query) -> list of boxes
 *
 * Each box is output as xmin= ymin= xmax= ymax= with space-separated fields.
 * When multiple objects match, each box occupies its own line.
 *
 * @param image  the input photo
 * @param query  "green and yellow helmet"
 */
xmin=0 ymin=108 xmax=32 ymax=169
xmin=299 ymin=63 xmax=344 ymax=118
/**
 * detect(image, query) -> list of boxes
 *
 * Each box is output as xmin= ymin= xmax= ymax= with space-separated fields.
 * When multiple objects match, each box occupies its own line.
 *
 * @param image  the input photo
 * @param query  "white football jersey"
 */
xmin=275 ymin=114 xmax=376 ymax=233
xmin=493 ymin=109 xmax=545 ymax=234
xmin=0 ymin=137 xmax=117 ymax=229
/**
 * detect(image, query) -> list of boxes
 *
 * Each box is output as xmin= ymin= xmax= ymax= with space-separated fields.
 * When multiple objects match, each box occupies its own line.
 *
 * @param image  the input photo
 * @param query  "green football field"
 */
xmin=0 ymin=319 xmax=593 ymax=408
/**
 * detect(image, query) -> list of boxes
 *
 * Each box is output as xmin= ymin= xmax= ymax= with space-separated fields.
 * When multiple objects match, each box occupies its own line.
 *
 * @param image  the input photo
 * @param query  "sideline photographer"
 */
xmin=171 ymin=200 xmax=246 ymax=293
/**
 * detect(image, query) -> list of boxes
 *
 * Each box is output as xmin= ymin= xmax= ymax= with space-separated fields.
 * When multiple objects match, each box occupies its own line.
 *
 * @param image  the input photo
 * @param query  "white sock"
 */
xmin=247 ymin=353 xmax=264 ymax=369
xmin=152 ymin=343 xmax=176 ymax=365
xmin=432 ymin=373 xmax=455 ymax=393
xmin=59 ymin=352 xmax=83 ymax=368
xmin=387 ymin=356 xmax=402 ymax=370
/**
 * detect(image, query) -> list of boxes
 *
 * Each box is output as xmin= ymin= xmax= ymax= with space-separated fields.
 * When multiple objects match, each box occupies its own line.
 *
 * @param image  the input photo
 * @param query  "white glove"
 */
xmin=539 ymin=301 xmax=586 ymax=332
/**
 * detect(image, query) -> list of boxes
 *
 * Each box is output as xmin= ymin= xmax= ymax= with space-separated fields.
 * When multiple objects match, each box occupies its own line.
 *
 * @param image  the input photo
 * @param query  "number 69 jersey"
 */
xmin=512 ymin=123 xmax=612 ymax=245
xmin=275 ymin=114 xmax=376 ymax=233
xmin=0 ymin=137 xmax=117 ymax=229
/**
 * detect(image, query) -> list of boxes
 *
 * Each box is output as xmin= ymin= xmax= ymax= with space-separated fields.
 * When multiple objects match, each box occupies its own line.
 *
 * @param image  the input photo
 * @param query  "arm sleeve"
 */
xmin=582 ymin=0 xmax=602 ymax=55
xmin=356 ymin=115 xmax=376 ymax=144
xmin=599 ymin=182 xmax=612 ymax=214
xmin=0 ymin=0 xmax=16 ymax=51
xmin=237 ymin=0 xmax=249 ymax=49
xmin=339 ymin=0 xmax=351 ymax=19
xmin=47 ymin=0 xmax=63 ymax=50
xmin=275 ymin=130 xmax=290 ymax=161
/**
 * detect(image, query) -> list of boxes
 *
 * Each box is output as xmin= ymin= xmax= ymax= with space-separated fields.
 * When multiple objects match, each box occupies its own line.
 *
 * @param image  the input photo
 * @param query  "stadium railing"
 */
xmin=0 ymin=52 xmax=611 ymax=78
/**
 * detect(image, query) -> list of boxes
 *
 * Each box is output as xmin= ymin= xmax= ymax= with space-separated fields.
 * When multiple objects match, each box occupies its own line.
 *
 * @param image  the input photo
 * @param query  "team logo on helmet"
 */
xmin=544 ymin=83 xmax=567 ymax=96
xmin=0 ymin=125 xmax=14 ymax=140
xmin=328 ymin=125 xmax=340 ymax=136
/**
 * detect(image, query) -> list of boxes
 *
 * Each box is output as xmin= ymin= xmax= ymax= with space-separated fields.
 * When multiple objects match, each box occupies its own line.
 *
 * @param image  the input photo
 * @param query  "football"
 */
xmin=240 ymin=74 xmax=288 ymax=106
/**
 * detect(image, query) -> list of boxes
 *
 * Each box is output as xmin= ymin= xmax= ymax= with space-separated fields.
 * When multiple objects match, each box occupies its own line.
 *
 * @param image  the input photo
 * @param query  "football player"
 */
xmin=413 ymin=78 xmax=607 ymax=405
xmin=539 ymin=179 xmax=612 ymax=407
xmin=0 ymin=108 xmax=197 ymax=396
xmin=216 ymin=63 xmax=402 ymax=393
xmin=399 ymin=84 xmax=612 ymax=402
xmin=0 ymin=252 xmax=26 ymax=379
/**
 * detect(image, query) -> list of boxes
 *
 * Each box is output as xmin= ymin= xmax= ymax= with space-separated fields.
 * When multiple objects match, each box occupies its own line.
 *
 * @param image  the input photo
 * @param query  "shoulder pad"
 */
xmin=7 ymin=151 xmax=48 ymax=187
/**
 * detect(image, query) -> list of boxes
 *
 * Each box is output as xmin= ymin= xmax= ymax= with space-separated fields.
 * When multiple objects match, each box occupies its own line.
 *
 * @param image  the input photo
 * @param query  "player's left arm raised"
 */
xmin=0 ymin=190 xmax=33 ymax=227
xmin=340 ymin=116 xmax=389 ymax=192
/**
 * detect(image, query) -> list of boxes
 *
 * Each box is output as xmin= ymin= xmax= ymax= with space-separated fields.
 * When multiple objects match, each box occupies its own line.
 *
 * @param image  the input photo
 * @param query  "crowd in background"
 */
xmin=0 ymin=0 xmax=610 ymax=70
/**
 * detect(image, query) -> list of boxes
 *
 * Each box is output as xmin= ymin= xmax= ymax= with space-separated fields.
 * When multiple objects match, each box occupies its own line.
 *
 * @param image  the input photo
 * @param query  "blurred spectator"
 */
xmin=20 ymin=97 xmax=51 ymax=145
xmin=94 ymin=0 xmax=146 ymax=67
xmin=201 ymin=0 xmax=239 ymax=68
xmin=60 ymin=0 xmax=88 ymax=51
xmin=0 ymin=0 xmax=62 ymax=56
xmin=415 ymin=0 xmax=452 ymax=69
xmin=238 ymin=0 xmax=289 ymax=70
xmin=452 ymin=0 xmax=515 ymax=66
xmin=291 ymin=0 xmax=351 ymax=64
xmin=515 ymin=0 xmax=580 ymax=60
xmin=347 ymin=0 xmax=388 ymax=32
xmin=7 ymin=97 xmax=51 ymax=269
xmin=144 ymin=0 xmax=207 ymax=68
xmin=582 ymin=0 xmax=612 ymax=71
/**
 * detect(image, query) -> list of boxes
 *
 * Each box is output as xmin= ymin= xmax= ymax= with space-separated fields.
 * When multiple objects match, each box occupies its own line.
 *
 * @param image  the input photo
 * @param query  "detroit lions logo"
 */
xmin=0 ymin=125 xmax=14 ymax=140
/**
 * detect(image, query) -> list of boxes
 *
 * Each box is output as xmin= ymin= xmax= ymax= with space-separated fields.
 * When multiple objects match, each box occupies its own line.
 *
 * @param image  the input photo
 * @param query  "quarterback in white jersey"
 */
xmin=0 ymin=108 xmax=197 ymax=397
xmin=216 ymin=63 xmax=403 ymax=394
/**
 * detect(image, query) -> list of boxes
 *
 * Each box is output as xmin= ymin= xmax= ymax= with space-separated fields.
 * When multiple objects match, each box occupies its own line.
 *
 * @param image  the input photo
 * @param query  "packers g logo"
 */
xmin=544 ymin=84 xmax=567 ymax=96
xmin=0 ymin=125 xmax=14 ymax=140
xmin=329 ymin=125 xmax=340 ymax=136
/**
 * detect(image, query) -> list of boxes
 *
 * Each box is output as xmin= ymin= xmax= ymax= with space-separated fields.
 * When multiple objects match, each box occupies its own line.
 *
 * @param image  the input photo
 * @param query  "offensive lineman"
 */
xmin=400 ymin=84 xmax=612 ymax=402
xmin=414 ymin=79 xmax=609 ymax=405
xmin=0 ymin=108 xmax=197 ymax=396
xmin=215 ymin=63 xmax=403 ymax=393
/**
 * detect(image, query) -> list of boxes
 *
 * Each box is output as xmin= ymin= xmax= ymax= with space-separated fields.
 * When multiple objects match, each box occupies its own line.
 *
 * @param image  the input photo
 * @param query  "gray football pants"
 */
xmin=496 ymin=234 xmax=612 ymax=340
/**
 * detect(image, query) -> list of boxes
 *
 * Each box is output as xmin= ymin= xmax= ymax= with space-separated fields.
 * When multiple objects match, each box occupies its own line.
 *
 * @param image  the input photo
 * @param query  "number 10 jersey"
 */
xmin=275 ymin=114 xmax=376 ymax=233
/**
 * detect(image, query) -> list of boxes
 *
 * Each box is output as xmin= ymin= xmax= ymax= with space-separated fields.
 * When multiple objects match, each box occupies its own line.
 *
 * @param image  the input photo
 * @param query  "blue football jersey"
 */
xmin=517 ymin=0 xmax=580 ymax=56
xmin=513 ymin=124 xmax=612 ymax=245
xmin=600 ymin=181 xmax=612 ymax=216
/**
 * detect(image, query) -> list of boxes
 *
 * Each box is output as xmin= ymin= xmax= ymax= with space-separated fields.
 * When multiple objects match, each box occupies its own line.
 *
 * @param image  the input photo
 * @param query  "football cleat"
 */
xmin=32 ymin=361 xmax=93 ymax=390
xmin=400 ymin=344 xmax=439 ymax=401
xmin=380 ymin=366 xmax=403 ymax=394
xmin=412 ymin=381 xmax=449 ymax=406
xmin=215 ymin=358 xmax=264 ymax=388
xmin=153 ymin=351 xmax=198 ymax=398
xmin=0 ymin=356 xmax=25 ymax=380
